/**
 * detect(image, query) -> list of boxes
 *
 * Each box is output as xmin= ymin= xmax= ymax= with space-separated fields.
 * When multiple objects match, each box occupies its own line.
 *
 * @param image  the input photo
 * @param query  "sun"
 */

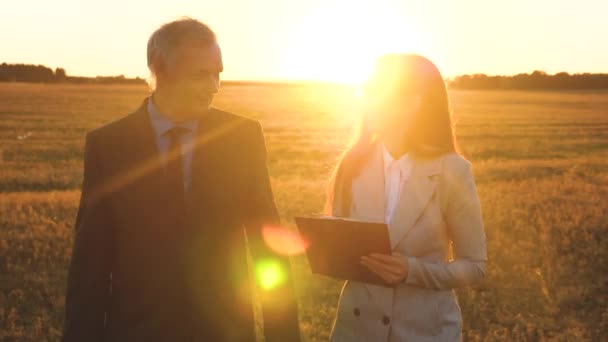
xmin=280 ymin=1 xmax=422 ymax=85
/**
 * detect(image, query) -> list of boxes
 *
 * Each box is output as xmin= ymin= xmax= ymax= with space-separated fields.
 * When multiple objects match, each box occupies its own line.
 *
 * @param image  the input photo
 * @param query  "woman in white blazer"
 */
xmin=325 ymin=54 xmax=487 ymax=342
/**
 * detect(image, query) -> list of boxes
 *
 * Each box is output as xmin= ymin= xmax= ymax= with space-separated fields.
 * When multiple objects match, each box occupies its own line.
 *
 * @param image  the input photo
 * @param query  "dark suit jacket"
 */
xmin=63 ymin=99 xmax=300 ymax=342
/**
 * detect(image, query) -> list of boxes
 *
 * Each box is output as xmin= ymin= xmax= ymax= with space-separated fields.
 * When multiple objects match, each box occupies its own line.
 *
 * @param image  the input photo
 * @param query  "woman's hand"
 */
xmin=361 ymin=253 xmax=409 ymax=285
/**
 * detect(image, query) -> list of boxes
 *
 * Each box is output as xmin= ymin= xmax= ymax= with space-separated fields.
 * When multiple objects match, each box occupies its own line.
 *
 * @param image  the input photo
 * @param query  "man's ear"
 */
xmin=154 ymin=65 xmax=172 ymax=88
xmin=154 ymin=57 xmax=174 ymax=83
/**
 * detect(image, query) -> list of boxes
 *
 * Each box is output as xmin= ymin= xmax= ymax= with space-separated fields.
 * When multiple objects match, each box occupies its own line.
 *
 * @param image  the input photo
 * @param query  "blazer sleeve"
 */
xmin=404 ymin=156 xmax=487 ymax=290
xmin=62 ymin=133 xmax=113 ymax=342
xmin=242 ymin=122 xmax=301 ymax=342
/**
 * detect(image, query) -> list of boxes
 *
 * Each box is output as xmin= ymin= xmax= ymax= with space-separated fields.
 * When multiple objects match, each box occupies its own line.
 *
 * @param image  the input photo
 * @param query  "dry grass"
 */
xmin=0 ymin=83 xmax=607 ymax=341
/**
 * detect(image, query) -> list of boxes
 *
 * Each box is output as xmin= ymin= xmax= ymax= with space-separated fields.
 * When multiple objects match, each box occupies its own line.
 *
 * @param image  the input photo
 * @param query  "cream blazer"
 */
xmin=330 ymin=144 xmax=487 ymax=342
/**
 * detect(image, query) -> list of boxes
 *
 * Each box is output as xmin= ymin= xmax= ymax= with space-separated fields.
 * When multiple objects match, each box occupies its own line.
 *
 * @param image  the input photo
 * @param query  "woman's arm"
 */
xmin=404 ymin=157 xmax=487 ymax=290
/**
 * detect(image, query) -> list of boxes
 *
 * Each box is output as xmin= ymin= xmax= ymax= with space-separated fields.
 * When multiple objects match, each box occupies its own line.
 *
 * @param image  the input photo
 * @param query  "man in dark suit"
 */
xmin=62 ymin=17 xmax=301 ymax=342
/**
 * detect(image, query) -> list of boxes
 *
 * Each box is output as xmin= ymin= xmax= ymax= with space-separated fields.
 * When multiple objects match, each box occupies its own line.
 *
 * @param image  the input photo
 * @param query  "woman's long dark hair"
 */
xmin=324 ymin=54 xmax=458 ymax=216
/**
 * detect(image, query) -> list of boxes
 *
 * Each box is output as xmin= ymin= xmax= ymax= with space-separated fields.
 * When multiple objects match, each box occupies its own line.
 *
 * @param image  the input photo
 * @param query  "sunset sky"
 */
xmin=2 ymin=0 xmax=606 ymax=83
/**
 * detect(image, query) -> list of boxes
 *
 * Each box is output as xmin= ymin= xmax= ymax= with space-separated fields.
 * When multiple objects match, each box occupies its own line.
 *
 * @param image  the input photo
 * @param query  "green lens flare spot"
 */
xmin=255 ymin=258 xmax=286 ymax=290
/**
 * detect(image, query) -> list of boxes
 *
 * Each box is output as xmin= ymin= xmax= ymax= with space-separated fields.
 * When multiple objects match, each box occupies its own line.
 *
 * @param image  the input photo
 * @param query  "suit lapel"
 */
xmin=128 ymin=100 xmax=226 ymax=197
xmin=127 ymin=100 xmax=191 ymax=226
xmin=127 ymin=99 xmax=165 ymax=191
xmin=187 ymin=108 xmax=243 ymax=218
xmin=187 ymin=108 xmax=221 ymax=211
xmin=388 ymin=156 xmax=442 ymax=249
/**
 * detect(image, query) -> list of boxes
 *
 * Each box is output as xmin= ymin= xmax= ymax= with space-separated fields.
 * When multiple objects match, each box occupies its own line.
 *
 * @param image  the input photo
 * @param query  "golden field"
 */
xmin=0 ymin=83 xmax=606 ymax=341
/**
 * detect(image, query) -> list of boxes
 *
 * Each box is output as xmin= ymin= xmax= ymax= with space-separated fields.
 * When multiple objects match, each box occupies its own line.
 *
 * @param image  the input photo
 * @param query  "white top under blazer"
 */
xmin=381 ymin=143 xmax=412 ymax=224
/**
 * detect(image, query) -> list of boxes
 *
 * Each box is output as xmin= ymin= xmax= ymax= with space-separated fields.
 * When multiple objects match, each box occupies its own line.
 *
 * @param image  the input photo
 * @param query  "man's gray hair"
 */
xmin=147 ymin=17 xmax=216 ymax=89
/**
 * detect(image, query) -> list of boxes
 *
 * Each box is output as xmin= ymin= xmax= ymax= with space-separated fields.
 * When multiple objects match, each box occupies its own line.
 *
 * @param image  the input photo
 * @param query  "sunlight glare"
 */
xmin=280 ymin=1 xmax=423 ymax=85
xmin=262 ymin=225 xmax=309 ymax=256
xmin=254 ymin=258 xmax=287 ymax=290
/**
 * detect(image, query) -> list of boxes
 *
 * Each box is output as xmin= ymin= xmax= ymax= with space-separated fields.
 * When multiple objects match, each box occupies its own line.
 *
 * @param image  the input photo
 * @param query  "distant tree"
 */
xmin=0 ymin=63 xmax=146 ymax=85
xmin=54 ymin=67 xmax=67 ymax=82
xmin=449 ymin=71 xmax=608 ymax=90
xmin=531 ymin=70 xmax=547 ymax=77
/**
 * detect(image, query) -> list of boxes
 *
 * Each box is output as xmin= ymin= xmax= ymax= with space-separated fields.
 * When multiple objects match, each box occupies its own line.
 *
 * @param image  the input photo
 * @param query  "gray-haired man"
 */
xmin=63 ymin=18 xmax=301 ymax=342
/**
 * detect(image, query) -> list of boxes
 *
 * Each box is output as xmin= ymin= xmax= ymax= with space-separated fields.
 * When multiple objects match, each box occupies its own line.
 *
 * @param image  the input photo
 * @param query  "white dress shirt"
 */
xmin=382 ymin=143 xmax=413 ymax=224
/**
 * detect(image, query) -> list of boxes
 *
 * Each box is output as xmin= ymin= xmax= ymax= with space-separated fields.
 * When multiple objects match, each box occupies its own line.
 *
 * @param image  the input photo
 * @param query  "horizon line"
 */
xmin=2 ymin=61 xmax=607 ymax=84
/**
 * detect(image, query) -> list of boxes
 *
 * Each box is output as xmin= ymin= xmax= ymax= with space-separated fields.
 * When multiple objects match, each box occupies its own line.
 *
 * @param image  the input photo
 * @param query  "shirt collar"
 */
xmin=147 ymin=96 xmax=198 ymax=137
xmin=382 ymin=142 xmax=410 ymax=173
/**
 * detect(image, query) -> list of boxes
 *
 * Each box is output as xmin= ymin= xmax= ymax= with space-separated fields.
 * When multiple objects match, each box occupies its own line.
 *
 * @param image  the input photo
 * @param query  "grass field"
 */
xmin=0 ymin=82 xmax=607 ymax=341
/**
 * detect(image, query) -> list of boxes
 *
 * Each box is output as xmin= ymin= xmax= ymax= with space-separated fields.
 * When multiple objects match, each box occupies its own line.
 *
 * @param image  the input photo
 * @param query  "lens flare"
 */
xmin=255 ymin=258 xmax=286 ymax=290
xmin=262 ymin=225 xmax=309 ymax=256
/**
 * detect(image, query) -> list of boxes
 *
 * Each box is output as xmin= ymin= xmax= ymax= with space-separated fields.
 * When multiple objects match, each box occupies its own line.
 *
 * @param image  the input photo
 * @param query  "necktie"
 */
xmin=164 ymin=126 xmax=188 ymax=200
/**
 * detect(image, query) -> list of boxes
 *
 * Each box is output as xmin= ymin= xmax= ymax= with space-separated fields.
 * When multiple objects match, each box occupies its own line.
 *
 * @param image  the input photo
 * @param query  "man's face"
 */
xmin=159 ymin=42 xmax=223 ymax=118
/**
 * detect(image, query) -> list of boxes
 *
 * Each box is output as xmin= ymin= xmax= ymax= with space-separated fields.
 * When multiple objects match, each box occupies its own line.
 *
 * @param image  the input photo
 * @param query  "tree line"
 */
xmin=2 ymin=63 xmax=608 ymax=89
xmin=0 ymin=63 xmax=146 ymax=85
xmin=448 ymin=70 xmax=608 ymax=90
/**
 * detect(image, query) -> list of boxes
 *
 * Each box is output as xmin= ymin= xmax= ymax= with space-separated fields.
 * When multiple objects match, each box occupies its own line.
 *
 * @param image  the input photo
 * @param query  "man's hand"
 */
xmin=361 ymin=253 xmax=409 ymax=285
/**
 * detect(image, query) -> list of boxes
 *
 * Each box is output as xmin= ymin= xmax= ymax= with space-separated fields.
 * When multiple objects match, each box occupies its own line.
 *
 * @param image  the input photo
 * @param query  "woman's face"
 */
xmin=365 ymin=87 xmax=422 ymax=142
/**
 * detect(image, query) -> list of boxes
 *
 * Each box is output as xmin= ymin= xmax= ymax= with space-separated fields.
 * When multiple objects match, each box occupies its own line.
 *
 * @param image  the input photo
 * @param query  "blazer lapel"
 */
xmin=125 ymin=99 xmax=165 ymax=192
xmin=186 ymin=107 xmax=241 ymax=217
xmin=388 ymin=156 xmax=442 ymax=250
xmin=186 ymin=108 xmax=220 ymax=211
xmin=128 ymin=100 xmax=185 ymax=217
